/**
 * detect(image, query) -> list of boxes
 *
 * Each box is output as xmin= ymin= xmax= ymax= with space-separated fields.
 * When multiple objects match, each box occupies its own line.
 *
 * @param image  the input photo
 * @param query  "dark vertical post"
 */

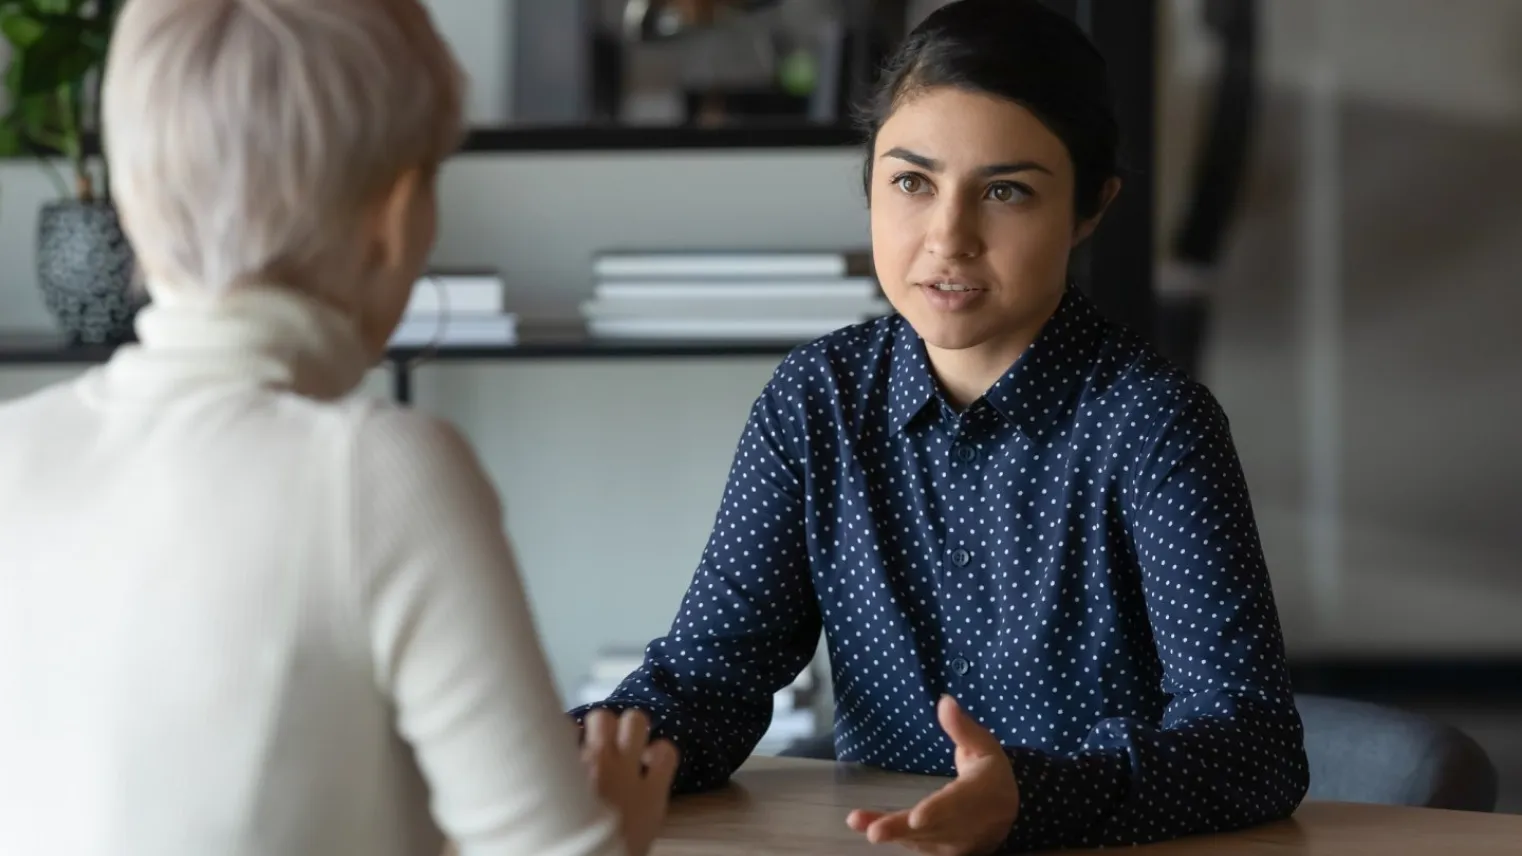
xmin=390 ymin=357 xmax=413 ymax=405
xmin=1041 ymin=0 xmax=1158 ymax=343
xmin=839 ymin=0 xmax=910 ymax=118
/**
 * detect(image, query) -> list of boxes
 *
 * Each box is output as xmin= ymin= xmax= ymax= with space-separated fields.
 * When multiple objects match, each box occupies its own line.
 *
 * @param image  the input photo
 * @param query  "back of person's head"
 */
xmin=103 ymin=0 xmax=465 ymax=300
xmin=857 ymin=0 xmax=1119 ymax=222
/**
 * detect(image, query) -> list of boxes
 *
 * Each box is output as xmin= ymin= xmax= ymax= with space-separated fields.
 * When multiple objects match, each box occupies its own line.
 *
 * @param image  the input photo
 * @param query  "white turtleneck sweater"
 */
xmin=0 ymin=286 xmax=626 ymax=856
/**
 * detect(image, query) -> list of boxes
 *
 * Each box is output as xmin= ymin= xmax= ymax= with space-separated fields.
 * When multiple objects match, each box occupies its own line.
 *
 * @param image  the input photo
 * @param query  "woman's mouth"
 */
xmin=916 ymin=279 xmax=988 ymax=311
xmin=916 ymin=277 xmax=987 ymax=293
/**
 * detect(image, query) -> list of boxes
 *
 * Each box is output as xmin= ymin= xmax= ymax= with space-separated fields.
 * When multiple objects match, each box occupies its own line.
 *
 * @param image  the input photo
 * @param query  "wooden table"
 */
xmin=652 ymin=757 xmax=1522 ymax=854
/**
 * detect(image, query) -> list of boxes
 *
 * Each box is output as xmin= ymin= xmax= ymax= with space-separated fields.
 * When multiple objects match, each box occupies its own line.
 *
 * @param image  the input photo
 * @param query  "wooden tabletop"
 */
xmin=651 ymin=757 xmax=1522 ymax=855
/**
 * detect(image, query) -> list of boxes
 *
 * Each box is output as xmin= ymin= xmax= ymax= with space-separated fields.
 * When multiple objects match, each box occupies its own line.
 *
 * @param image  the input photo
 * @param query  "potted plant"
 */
xmin=0 ymin=0 xmax=136 ymax=344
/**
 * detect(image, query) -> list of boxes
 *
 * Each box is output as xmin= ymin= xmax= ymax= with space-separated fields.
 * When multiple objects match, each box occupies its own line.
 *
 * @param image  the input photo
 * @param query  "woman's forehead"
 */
xmin=875 ymin=88 xmax=1072 ymax=173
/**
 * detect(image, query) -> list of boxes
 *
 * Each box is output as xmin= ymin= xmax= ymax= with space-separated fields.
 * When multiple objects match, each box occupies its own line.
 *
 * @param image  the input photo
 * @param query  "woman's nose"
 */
xmin=923 ymin=198 xmax=982 ymax=260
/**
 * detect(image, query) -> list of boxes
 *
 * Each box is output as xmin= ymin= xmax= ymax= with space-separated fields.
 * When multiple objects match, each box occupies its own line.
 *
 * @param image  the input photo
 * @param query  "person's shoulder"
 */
xmin=341 ymin=400 xmax=509 ymax=550
xmin=348 ymin=400 xmax=484 ymax=479
xmin=767 ymin=314 xmax=899 ymax=397
xmin=1084 ymin=320 xmax=1225 ymax=435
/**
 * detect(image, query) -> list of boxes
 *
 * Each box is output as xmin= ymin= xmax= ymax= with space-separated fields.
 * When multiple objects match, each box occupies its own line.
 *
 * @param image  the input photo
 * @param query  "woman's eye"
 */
xmin=894 ymin=174 xmax=927 ymax=194
xmin=987 ymin=182 xmax=1029 ymax=203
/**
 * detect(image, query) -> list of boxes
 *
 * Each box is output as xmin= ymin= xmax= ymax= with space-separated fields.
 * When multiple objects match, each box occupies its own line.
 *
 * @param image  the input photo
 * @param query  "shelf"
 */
xmin=35 ymin=123 xmax=862 ymax=163
xmin=458 ymin=124 xmax=863 ymax=152
xmin=0 ymin=331 xmax=800 ymax=367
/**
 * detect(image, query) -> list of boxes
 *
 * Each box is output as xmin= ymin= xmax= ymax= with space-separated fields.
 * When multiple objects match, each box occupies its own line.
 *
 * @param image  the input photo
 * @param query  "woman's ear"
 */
xmin=1071 ymin=176 xmax=1123 ymax=247
xmin=372 ymin=167 xmax=425 ymax=273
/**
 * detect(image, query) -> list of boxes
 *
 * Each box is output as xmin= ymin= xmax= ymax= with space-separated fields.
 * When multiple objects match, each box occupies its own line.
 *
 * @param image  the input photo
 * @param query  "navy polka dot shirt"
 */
xmin=575 ymin=287 xmax=1309 ymax=851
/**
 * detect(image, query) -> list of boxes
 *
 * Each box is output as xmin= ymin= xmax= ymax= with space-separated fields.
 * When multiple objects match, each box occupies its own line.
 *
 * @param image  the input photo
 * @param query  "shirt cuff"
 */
xmin=1001 ymin=745 xmax=1129 ymax=852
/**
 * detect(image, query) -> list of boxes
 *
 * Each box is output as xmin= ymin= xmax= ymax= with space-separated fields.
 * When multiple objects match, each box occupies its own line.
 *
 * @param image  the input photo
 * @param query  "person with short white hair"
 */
xmin=0 ymin=2 xmax=674 ymax=855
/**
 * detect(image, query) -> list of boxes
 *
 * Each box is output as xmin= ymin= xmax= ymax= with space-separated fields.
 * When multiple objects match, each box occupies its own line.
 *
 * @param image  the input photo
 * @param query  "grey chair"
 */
xmin=1297 ymin=693 xmax=1498 ymax=811
xmin=780 ymin=693 xmax=1500 ymax=812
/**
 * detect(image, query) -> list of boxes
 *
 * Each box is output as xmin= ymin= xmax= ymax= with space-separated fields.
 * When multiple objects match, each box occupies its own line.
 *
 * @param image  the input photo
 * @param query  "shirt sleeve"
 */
xmin=1002 ymin=384 xmax=1309 ymax=852
xmin=569 ymin=378 xmax=823 ymax=794
xmin=352 ymin=408 xmax=626 ymax=856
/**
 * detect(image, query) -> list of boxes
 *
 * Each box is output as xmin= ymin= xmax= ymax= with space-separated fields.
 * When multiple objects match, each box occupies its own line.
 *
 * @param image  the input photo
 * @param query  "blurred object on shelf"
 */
xmin=389 ymin=270 xmax=517 ymax=348
xmin=516 ymin=0 xmax=909 ymax=130
xmin=583 ymin=248 xmax=890 ymax=341
xmin=622 ymin=0 xmax=783 ymax=42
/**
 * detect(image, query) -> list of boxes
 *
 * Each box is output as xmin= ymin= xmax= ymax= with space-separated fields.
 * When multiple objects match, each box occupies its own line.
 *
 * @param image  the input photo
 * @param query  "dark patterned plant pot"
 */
xmin=36 ymin=200 xmax=143 ymax=345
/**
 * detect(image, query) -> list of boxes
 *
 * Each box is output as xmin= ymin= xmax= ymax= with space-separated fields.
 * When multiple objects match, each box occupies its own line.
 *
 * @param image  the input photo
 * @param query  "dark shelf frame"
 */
xmin=459 ymin=124 xmax=864 ymax=153
xmin=0 ymin=334 xmax=796 ymax=404
xmin=25 ymin=125 xmax=864 ymax=163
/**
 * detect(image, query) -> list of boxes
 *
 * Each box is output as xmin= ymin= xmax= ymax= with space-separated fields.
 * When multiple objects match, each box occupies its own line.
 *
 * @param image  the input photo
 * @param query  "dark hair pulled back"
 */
xmin=857 ymin=0 xmax=1120 ymax=220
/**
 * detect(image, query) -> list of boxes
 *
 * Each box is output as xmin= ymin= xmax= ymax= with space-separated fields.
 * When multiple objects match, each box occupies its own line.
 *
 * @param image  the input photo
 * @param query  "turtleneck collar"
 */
xmin=104 ymin=282 xmax=375 ymax=401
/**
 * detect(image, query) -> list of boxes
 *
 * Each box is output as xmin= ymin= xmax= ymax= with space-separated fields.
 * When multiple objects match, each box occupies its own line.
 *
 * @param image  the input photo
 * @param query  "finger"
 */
xmin=845 ymin=809 xmax=884 ymax=833
xmin=906 ymin=782 xmax=967 ymax=833
xmin=864 ymin=809 xmax=915 ymax=844
xmin=642 ymin=739 xmax=680 ymax=789
xmin=616 ymin=708 xmax=652 ymax=755
xmin=581 ymin=709 xmax=617 ymax=761
xmin=937 ymin=695 xmax=1001 ymax=758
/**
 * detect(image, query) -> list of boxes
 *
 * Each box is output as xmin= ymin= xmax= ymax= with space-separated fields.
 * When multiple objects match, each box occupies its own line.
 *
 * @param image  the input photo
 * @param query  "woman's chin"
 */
xmin=905 ymin=315 xmax=996 ymax=352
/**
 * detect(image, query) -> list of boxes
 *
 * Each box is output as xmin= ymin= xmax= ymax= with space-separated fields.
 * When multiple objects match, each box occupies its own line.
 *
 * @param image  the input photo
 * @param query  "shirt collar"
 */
xmin=887 ymin=285 xmax=1107 ymax=440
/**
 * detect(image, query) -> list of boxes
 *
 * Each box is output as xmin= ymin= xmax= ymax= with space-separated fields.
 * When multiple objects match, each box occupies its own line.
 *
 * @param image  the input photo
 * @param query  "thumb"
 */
xmin=937 ymin=695 xmax=1001 ymax=757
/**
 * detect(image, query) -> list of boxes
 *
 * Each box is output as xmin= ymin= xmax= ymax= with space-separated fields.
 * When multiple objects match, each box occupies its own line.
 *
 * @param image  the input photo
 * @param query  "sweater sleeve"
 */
xmin=351 ymin=407 xmax=626 ymax=856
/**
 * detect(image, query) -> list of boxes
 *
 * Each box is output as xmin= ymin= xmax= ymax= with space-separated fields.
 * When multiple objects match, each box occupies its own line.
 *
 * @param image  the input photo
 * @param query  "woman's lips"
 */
xmin=916 ymin=280 xmax=987 ymax=312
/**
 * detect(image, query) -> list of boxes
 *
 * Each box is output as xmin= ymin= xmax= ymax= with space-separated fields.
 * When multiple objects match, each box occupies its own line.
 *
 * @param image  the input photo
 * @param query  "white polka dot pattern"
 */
xmin=571 ymin=287 xmax=1309 ymax=850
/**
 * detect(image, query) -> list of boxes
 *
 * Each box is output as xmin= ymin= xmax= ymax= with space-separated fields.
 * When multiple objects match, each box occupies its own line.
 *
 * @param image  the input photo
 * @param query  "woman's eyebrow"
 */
xmin=880 ymin=147 xmax=1053 ymax=178
xmin=881 ymin=146 xmax=941 ymax=171
xmin=979 ymin=160 xmax=1053 ymax=178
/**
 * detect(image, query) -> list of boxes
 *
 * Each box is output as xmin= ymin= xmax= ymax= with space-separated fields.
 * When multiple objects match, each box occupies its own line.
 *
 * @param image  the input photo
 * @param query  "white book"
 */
xmin=594 ymin=251 xmax=869 ymax=281
xmin=582 ymin=296 xmax=892 ymax=322
xmin=587 ymin=316 xmax=861 ymax=341
xmin=390 ymin=313 xmax=517 ymax=347
xmin=407 ymin=271 xmax=505 ymax=314
xmin=594 ymin=278 xmax=882 ymax=302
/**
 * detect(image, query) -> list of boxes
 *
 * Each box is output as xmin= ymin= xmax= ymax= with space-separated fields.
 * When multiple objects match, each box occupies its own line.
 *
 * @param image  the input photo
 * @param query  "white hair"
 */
xmin=102 ymin=0 xmax=465 ymax=297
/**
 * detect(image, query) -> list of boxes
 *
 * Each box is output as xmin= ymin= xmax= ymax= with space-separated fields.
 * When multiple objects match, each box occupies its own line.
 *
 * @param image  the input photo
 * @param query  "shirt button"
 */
xmin=955 ymin=445 xmax=977 ymax=463
xmin=951 ymin=657 xmax=971 ymax=675
xmin=950 ymin=548 xmax=971 ymax=567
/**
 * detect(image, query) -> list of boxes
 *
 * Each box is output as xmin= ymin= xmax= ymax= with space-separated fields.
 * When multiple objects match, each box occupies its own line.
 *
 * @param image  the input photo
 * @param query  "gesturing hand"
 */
xmin=846 ymin=696 xmax=1020 ymax=856
xmin=581 ymin=709 xmax=681 ymax=856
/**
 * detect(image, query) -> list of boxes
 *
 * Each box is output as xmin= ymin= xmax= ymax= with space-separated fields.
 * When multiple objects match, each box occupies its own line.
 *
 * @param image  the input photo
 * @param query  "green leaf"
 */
xmin=14 ymin=22 xmax=100 ymax=97
xmin=26 ymin=0 xmax=79 ymax=15
xmin=0 ymin=11 xmax=45 ymax=47
xmin=0 ymin=121 xmax=24 ymax=157
xmin=77 ymin=24 xmax=107 ymax=54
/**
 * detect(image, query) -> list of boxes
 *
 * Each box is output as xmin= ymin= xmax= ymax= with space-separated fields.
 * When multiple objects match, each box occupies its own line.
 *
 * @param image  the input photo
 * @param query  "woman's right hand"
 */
xmin=580 ymin=709 xmax=680 ymax=856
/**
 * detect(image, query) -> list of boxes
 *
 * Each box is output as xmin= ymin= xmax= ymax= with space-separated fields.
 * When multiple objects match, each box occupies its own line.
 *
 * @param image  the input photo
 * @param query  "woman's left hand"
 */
xmin=846 ymin=696 xmax=1021 ymax=855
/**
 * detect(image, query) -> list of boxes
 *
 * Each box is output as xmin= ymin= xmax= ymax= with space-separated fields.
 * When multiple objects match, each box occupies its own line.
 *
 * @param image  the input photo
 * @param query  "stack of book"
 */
xmin=581 ymin=249 xmax=891 ymax=341
xmin=389 ymin=269 xmax=517 ymax=348
xmin=575 ymin=645 xmax=821 ymax=756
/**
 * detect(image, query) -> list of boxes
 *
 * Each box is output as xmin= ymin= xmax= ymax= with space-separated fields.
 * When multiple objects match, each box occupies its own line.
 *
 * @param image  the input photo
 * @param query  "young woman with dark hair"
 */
xmin=577 ymin=2 xmax=1308 ymax=852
